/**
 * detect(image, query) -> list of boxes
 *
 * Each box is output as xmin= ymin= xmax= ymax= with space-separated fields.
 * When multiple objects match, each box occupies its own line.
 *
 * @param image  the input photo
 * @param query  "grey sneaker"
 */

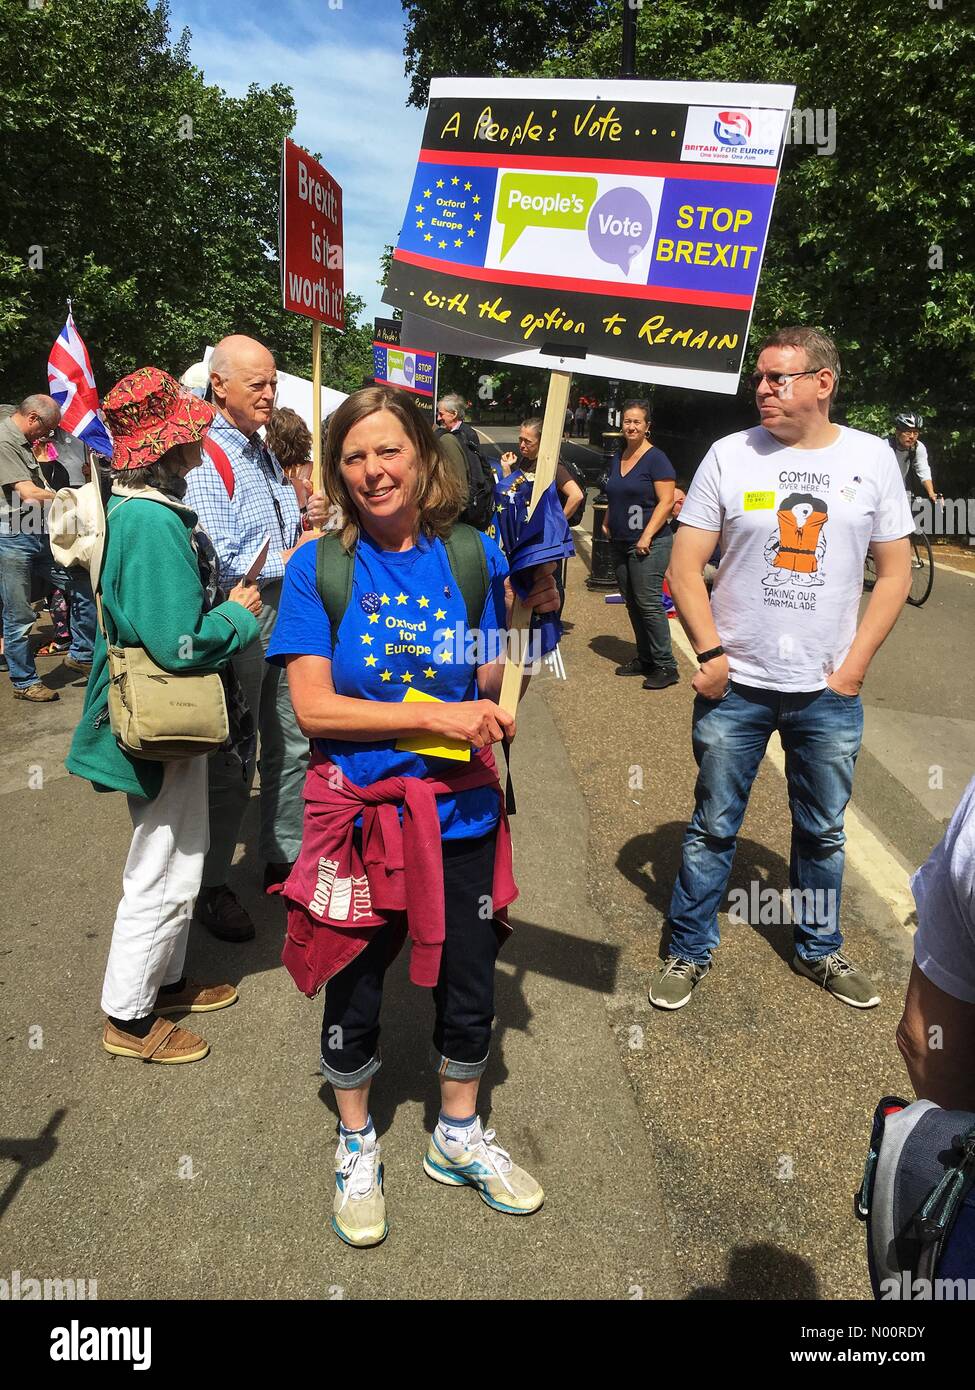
xmin=648 ymin=956 xmax=710 ymax=1010
xmin=792 ymin=951 xmax=880 ymax=1008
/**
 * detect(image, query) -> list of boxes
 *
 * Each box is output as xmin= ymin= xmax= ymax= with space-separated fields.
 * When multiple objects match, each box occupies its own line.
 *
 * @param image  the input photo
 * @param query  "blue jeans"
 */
xmin=0 ymin=534 xmax=97 ymax=688
xmin=611 ymin=533 xmax=677 ymax=674
xmin=668 ymin=681 xmax=864 ymax=964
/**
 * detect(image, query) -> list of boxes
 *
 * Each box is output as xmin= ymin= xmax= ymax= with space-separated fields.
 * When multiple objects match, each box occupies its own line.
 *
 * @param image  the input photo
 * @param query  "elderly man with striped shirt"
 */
xmin=186 ymin=334 xmax=326 ymax=941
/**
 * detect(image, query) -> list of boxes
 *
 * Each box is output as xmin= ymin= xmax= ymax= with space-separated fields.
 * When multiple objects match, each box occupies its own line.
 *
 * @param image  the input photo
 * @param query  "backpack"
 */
xmin=855 ymin=1095 xmax=975 ymax=1298
xmin=48 ymin=469 xmax=110 ymax=588
xmin=314 ymin=523 xmax=489 ymax=642
xmin=442 ymin=423 xmax=496 ymax=532
xmin=560 ymin=456 xmax=588 ymax=526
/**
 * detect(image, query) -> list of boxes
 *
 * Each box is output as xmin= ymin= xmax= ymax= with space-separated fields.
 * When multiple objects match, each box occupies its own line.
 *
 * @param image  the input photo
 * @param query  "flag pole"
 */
xmin=311 ymin=320 xmax=323 ymax=499
xmin=498 ymin=367 xmax=571 ymax=717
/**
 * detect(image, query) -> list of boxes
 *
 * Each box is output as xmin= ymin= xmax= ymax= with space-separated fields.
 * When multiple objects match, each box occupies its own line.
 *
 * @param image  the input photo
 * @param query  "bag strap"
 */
xmin=315 ymin=526 xmax=488 ymax=645
xmin=913 ymin=1118 xmax=975 ymax=1281
xmin=202 ymin=436 xmax=235 ymax=498
xmin=444 ymin=523 xmax=489 ymax=634
xmin=315 ymin=532 xmax=354 ymax=639
xmin=95 ymin=496 xmax=136 ymax=644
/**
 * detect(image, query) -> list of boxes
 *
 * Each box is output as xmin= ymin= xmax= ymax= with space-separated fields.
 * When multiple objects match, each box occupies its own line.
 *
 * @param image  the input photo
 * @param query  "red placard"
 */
xmin=279 ymin=137 xmax=344 ymax=329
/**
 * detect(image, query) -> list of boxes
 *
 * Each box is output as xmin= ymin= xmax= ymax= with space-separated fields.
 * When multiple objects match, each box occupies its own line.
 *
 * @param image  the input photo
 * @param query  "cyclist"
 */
xmin=890 ymin=410 xmax=940 ymax=505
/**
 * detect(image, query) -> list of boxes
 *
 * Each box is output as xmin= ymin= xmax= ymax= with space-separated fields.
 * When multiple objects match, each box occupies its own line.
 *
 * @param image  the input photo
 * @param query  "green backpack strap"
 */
xmin=314 ymin=525 xmax=488 ymax=647
xmin=444 ymin=523 xmax=489 ymax=634
xmin=315 ymin=532 xmax=355 ymax=641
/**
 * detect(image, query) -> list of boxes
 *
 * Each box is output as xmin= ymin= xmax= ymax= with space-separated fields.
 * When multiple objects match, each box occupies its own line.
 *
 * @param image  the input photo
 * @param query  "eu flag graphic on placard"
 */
xmin=397 ymin=162 xmax=496 ymax=268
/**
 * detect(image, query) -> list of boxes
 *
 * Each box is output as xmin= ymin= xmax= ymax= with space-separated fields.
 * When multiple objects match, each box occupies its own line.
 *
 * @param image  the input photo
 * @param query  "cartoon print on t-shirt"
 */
xmin=762 ymin=493 xmax=828 ymax=591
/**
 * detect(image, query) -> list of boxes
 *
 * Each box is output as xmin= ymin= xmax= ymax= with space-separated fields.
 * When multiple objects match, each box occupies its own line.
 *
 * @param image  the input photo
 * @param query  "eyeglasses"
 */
xmin=747 ymin=369 xmax=821 ymax=392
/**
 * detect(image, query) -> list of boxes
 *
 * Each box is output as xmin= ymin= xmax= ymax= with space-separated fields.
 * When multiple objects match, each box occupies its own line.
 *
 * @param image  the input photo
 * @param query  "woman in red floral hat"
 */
xmin=67 ymin=368 xmax=264 ymax=1064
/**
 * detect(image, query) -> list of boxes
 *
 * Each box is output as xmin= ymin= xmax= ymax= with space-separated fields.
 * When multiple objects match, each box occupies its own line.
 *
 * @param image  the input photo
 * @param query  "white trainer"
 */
xmin=332 ymin=1132 xmax=388 ymax=1248
xmin=423 ymin=1118 xmax=544 ymax=1215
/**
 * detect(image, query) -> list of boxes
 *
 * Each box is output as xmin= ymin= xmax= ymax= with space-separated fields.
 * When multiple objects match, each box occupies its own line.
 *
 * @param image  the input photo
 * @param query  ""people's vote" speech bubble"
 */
xmin=403 ymin=354 xmax=415 ymax=386
xmin=587 ymin=187 xmax=653 ymax=275
xmin=497 ymin=172 xmax=598 ymax=259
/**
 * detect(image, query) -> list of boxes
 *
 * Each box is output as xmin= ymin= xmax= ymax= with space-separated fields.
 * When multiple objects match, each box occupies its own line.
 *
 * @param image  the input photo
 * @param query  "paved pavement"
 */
xmin=0 ymin=643 xmax=677 ymax=1301
xmin=2 ymin=434 xmax=964 ymax=1299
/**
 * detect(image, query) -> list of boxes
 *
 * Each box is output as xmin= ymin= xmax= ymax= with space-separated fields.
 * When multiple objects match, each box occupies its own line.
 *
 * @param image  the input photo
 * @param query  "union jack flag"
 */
xmin=47 ymin=312 xmax=113 ymax=457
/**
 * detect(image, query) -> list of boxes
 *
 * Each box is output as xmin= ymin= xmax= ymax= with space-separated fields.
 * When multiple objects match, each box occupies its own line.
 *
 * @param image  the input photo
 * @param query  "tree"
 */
xmin=401 ymin=0 xmax=975 ymax=487
xmin=0 ymin=0 xmax=371 ymax=400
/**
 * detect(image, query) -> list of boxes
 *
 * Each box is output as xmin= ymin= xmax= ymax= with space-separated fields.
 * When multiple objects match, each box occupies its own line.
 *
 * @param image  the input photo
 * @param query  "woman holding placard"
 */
xmin=603 ymin=398 xmax=679 ymax=689
xmin=267 ymin=387 xmax=558 ymax=1248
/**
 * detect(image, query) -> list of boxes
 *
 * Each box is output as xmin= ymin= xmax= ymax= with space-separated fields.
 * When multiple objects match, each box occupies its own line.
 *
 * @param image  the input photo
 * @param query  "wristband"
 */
xmin=695 ymin=645 xmax=725 ymax=664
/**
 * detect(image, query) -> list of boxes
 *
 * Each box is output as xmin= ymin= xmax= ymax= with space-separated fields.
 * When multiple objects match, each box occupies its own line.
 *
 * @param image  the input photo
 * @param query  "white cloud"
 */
xmin=176 ymin=12 xmax=426 ymax=325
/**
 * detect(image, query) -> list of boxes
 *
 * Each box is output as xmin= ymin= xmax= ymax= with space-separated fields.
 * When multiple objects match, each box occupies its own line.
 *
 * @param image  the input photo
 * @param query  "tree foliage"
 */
xmin=0 ymin=0 xmax=372 ymax=400
xmin=402 ymin=0 xmax=975 ymax=484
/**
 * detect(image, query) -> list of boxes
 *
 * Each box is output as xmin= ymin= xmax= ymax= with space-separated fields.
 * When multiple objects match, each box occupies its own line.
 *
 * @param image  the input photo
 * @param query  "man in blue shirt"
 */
xmin=186 ymin=334 xmax=323 ymax=941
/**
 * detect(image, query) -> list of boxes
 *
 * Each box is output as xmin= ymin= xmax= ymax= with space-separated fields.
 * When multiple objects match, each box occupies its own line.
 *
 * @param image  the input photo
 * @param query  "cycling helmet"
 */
xmin=894 ymin=410 xmax=923 ymax=430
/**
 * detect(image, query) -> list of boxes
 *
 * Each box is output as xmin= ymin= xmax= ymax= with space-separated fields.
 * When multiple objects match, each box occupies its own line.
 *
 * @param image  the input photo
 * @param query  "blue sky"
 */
xmin=167 ymin=0 xmax=426 ymax=326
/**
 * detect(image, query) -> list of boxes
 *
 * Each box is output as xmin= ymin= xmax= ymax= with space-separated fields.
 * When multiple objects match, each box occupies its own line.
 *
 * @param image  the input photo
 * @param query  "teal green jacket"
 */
xmin=66 ymin=487 xmax=261 ymax=800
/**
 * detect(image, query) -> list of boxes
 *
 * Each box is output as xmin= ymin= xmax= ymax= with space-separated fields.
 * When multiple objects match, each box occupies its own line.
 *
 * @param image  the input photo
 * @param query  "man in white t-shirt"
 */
xmin=650 ymin=327 xmax=914 ymax=1012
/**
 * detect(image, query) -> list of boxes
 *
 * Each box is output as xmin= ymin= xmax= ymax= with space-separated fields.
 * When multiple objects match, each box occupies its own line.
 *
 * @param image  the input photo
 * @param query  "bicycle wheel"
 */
xmin=906 ymin=529 xmax=934 ymax=607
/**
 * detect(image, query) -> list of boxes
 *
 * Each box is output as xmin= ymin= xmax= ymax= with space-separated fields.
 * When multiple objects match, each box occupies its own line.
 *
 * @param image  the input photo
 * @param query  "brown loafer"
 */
xmin=194 ymin=885 xmax=255 ymax=942
xmin=102 ymin=1017 xmax=209 ymax=1063
xmin=12 ymin=683 xmax=59 ymax=703
xmin=154 ymin=980 xmax=238 ymax=1015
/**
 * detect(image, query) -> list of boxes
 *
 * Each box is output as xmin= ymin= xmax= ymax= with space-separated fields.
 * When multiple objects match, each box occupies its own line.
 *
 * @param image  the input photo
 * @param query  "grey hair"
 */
xmin=760 ymin=326 xmax=841 ymax=400
xmin=520 ymin=417 xmax=543 ymax=438
xmin=112 ymin=444 xmax=189 ymax=499
xmin=208 ymin=344 xmax=233 ymax=382
xmin=18 ymin=394 xmax=60 ymax=427
xmin=437 ymin=392 xmax=466 ymax=420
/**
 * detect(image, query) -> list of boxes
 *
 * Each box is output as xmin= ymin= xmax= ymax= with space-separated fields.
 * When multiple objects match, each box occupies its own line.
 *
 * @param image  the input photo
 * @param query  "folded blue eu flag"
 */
xmin=496 ymin=472 xmax=575 ymax=658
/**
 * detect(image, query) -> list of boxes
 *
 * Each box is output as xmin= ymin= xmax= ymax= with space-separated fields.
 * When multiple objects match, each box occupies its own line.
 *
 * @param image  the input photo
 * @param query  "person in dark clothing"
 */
xmin=602 ymin=399 xmax=679 ymax=689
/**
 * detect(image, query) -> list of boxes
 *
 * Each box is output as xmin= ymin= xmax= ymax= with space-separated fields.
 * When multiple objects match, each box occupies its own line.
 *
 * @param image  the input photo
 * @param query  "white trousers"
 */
xmin=100 ymin=756 xmax=210 ymax=1020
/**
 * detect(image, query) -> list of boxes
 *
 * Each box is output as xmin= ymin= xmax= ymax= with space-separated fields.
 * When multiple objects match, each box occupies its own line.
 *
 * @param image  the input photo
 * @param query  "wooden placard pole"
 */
xmin=498 ymin=367 xmax=571 ymax=717
xmin=311 ymin=320 xmax=323 ymax=497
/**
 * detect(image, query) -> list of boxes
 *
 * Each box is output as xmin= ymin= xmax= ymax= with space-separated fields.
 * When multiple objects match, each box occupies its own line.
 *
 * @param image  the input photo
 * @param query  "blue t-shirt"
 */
xmin=267 ymin=529 xmax=509 ymax=840
xmin=605 ymin=447 xmax=676 ymax=540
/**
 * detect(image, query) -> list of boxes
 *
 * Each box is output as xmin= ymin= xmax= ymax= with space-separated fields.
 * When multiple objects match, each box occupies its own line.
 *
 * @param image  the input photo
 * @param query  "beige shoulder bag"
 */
xmin=98 ymin=498 xmax=230 ymax=761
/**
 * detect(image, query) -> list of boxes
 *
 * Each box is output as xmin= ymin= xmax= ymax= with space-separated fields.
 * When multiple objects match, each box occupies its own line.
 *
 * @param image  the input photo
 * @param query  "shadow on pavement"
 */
xmin=617 ymin=823 xmax=799 ymax=967
xmin=685 ymin=1242 xmax=820 ymax=1299
xmin=314 ymin=915 xmax=620 ymax=1137
xmin=0 ymin=1108 xmax=66 ymax=1222
xmin=589 ymin=635 xmax=634 ymax=668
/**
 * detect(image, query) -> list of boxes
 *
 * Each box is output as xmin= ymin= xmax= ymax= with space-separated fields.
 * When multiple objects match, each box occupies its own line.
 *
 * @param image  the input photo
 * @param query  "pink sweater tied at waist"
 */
xmin=274 ymin=745 xmax=518 ymax=997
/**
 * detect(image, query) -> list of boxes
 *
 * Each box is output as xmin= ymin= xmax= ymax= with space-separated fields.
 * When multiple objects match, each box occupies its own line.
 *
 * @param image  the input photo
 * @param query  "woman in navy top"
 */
xmin=602 ymin=399 xmax=679 ymax=688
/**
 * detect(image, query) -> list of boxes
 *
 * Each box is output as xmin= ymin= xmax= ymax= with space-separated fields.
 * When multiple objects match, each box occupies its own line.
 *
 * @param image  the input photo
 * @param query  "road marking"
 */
xmin=664 ymin=619 xmax=918 ymax=934
xmin=576 ymin=527 xmax=919 ymax=929
xmin=933 ymin=558 xmax=975 ymax=579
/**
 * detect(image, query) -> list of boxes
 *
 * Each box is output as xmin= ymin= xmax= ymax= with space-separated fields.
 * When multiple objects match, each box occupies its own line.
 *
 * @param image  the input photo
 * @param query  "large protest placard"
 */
xmin=384 ymin=78 xmax=795 ymax=394
xmin=372 ymin=318 xmax=439 ymax=420
xmin=279 ymin=137 xmax=344 ymax=330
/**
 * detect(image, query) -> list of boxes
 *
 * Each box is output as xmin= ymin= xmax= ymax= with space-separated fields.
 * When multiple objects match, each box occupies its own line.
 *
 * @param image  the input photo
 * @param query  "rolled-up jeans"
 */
xmin=0 ymin=533 xmax=97 ymax=687
xmin=320 ymin=829 xmax=502 ymax=1087
xmin=611 ymin=532 xmax=677 ymax=674
xmin=668 ymin=681 xmax=864 ymax=965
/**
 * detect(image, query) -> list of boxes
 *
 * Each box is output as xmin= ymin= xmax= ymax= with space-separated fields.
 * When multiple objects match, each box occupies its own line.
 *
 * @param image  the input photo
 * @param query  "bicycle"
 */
xmin=863 ymin=526 xmax=934 ymax=607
